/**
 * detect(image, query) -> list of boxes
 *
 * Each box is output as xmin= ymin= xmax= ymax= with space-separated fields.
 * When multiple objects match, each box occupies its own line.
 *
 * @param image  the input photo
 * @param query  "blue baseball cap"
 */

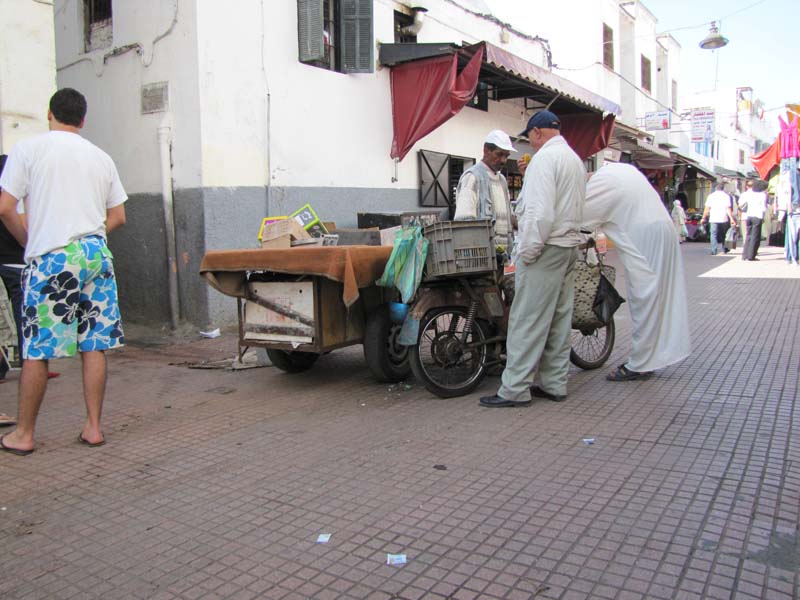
xmin=519 ymin=110 xmax=561 ymax=136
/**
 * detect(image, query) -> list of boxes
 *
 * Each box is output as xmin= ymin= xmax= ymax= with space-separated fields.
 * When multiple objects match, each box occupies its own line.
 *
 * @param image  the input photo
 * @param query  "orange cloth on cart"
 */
xmin=200 ymin=245 xmax=392 ymax=307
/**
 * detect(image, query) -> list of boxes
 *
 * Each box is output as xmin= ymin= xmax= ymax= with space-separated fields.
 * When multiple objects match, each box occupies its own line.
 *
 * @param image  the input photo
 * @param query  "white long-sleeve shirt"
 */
xmin=514 ymin=136 xmax=585 ymax=264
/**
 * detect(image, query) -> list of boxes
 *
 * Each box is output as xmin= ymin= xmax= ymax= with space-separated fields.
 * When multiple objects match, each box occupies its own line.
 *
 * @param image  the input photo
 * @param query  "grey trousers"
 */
xmin=498 ymin=245 xmax=576 ymax=401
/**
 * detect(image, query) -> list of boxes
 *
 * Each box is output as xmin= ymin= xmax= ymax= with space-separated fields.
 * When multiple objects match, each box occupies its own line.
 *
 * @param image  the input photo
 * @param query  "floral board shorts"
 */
xmin=22 ymin=235 xmax=125 ymax=360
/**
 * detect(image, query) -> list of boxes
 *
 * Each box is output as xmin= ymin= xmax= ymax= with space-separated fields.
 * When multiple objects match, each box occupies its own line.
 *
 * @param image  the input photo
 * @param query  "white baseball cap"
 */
xmin=484 ymin=129 xmax=515 ymax=152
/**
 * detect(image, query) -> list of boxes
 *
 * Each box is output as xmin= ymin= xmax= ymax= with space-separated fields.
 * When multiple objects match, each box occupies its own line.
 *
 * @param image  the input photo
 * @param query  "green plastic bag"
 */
xmin=377 ymin=226 xmax=429 ymax=303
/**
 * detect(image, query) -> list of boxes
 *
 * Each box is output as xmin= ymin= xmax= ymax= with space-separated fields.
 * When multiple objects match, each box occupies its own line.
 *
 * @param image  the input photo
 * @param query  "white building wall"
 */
xmin=0 ymin=0 xmax=56 ymax=153
xmin=192 ymin=0 xmax=555 ymax=194
xmin=629 ymin=2 xmax=660 ymax=130
xmin=54 ymin=0 xmax=202 ymax=192
xmin=194 ymin=1 xmax=268 ymax=188
xmin=596 ymin=0 xmax=623 ymax=110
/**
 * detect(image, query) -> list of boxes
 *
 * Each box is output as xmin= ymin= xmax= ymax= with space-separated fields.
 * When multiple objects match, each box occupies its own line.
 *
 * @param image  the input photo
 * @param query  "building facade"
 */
xmin=53 ymin=0 xmax=618 ymax=327
xmin=0 ymin=0 xmax=56 ymax=153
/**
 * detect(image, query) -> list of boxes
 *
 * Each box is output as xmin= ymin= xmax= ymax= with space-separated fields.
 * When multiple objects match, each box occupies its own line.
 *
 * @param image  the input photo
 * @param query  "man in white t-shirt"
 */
xmin=0 ymin=88 xmax=127 ymax=456
xmin=701 ymin=182 xmax=737 ymax=255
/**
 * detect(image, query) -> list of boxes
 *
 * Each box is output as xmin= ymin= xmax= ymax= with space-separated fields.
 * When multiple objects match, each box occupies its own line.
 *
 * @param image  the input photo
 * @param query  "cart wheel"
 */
xmin=267 ymin=349 xmax=319 ymax=373
xmin=569 ymin=318 xmax=615 ymax=370
xmin=363 ymin=306 xmax=411 ymax=382
xmin=409 ymin=307 xmax=489 ymax=398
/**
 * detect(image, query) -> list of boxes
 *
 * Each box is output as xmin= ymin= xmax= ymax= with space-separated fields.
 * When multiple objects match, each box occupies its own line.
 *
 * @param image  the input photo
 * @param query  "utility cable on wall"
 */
xmin=441 ymin=0 xmax=553 ymax=67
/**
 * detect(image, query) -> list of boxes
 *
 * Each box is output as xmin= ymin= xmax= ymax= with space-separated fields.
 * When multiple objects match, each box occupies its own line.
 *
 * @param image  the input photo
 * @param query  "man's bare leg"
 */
xmin=0 ymin=359 xmax=49 ymax=452
xmin=80 ymin=351 xmax=107 ymax=444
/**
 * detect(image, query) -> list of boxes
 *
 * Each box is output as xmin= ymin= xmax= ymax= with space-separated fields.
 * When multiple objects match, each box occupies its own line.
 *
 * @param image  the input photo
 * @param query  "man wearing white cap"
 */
xmin=453 ymin=130 xmax=516 ymax=249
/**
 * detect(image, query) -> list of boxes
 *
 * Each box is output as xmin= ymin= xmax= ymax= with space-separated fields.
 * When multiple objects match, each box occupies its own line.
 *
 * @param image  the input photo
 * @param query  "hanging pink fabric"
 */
xmin=559 ymin=113 xmax=616 ymax=160
xmin=751 ymin=136 xmax=781 ymax=180
xmin=389 ymin=46 xmax=485 ymax=160
xmin=778 ymin=116 xmax=799 ymax=158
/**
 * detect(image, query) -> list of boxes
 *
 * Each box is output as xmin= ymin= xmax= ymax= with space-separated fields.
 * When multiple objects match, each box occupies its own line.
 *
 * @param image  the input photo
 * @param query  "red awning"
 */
xmin=559 ymin=113 xmax=616 ymax=161
xmin=390 ymin=46 xmax=485 ymax=160
xmin=751 ymin=135 xmax=781 ymax=180
xmin=385 ymin=41 xmax=620 ymax=162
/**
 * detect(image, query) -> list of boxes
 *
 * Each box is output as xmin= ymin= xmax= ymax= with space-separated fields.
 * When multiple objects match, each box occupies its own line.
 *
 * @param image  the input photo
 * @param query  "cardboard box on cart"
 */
xmin=259 ymin=219 xmax=310 ymax=249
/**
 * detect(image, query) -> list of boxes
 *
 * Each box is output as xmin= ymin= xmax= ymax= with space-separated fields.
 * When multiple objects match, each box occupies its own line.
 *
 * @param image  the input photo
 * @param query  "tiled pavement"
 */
xmin=1 ymin=242 xmax=798 ymax=600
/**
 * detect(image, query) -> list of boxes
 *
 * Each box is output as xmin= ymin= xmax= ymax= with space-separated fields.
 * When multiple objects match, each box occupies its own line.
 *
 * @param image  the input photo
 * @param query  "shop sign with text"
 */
xmin=691 ymin=109 xmax=715 ymax=142
xmin=645 ymin=110 xmax=671 ymax=131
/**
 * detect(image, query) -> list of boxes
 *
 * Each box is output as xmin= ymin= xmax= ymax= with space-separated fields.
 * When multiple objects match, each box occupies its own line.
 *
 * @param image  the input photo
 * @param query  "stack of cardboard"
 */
xmin=259 ymin=219 xmax=310 ymax=249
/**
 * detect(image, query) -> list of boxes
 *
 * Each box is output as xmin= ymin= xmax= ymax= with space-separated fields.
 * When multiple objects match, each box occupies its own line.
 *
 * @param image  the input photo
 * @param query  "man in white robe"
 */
xmin=583 ymin=163 xmax=691 ymax=380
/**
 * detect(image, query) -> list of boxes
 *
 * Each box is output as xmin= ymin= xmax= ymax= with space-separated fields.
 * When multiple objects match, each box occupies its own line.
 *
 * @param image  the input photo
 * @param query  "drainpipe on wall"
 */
xmin=157 ymin=113 xmax=180 ymax=330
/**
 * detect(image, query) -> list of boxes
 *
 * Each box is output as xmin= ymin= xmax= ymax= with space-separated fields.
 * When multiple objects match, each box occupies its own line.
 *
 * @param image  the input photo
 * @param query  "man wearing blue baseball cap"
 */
xmin=481 ymin=110 xmax=585 ymax=408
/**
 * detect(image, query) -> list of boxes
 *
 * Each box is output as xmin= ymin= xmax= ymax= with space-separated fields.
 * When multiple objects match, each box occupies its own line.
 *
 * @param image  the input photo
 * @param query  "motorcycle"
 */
xmin=402 ymin=233 xmax=616 ymax=398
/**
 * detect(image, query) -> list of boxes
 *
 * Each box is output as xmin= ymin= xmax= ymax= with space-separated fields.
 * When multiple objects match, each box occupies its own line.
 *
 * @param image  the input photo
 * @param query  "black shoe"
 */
xmin=479 ymin=394 xmax=532 ymax=408
xmin=606 ymin=364 xmax=653 ymax=381
xmin=530 ymin=385 xmax=567 ymax=402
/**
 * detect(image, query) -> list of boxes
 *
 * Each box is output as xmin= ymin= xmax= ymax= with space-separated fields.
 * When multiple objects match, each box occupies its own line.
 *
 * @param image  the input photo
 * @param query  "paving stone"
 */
xmin=1 ymin=245 xmax=798 ymax=599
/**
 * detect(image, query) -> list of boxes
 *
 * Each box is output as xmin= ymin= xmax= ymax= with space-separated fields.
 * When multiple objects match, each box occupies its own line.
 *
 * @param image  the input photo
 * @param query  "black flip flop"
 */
xmin=78 ymin=434 xmax=106 ymax=447
xmin=606 ymin=364 xmax=650 ymax=382
xmin=0 ymin=435 xmax=34 ymax=456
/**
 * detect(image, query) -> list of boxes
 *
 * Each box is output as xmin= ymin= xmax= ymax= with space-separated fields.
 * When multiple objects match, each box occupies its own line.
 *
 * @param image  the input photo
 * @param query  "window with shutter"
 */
xmin=641 ymin=55 xmax=652 ymax=93
xmin=339 ymin=0 xmax=373 ymax=73
xmin=298 ymin=0 xmax=372 ymax=73
xmin=298 ymin=0 xmax=325 ymax=64
xmin=602 ymin=24 xmax=614 ymax=70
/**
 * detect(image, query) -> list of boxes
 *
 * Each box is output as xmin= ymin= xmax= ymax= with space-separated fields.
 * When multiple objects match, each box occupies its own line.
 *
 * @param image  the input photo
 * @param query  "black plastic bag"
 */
xmin=592 ymin=274 xmax=625 ymax=323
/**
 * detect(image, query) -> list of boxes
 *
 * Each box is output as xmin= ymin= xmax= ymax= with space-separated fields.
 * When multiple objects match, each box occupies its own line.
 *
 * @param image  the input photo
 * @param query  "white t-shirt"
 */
xmin=739 ymin=190 xmax=768 ymax=219
xmin=0 ymin=131 xmax=127 ymax=261
xmin=705 ymin=190 xmax=732 ymax=223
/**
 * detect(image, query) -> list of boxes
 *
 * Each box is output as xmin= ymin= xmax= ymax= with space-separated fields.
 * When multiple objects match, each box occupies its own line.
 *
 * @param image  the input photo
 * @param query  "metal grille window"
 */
xmin=602 ymin=24 xmax=614 ymax=70
xmin=641 ymin=55 xmax=652 ymax=93
xmin=84 ymin=0 xmax=112 ymax=52
xmin=298 ymin=0 xmax=373 ymax=73
xmin=419 ymin=150 xmax=475 ymax=218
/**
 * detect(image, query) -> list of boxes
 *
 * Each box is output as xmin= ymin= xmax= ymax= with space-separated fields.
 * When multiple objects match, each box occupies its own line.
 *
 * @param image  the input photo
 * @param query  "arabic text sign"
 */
xmin=691 ymin=109 xmax=715 ymax=143
xmin=645 ymin=111 xmax=671 ymax=131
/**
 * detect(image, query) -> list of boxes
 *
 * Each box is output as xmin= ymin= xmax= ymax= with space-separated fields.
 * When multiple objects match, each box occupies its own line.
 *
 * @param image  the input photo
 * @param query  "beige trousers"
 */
xmin=498 ymin=245 xmax=576 ymax=401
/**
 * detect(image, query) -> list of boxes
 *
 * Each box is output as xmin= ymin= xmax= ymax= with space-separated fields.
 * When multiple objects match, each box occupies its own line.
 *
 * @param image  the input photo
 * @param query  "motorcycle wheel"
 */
xmin=569 ymin=318 xmax=615 ymax=370
xmin=409 ymin=307 xmax=489 ymax=398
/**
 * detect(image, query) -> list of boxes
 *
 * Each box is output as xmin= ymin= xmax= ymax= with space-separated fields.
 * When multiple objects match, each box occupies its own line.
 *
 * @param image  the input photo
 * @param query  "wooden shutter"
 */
xmin=602 ymin=24 xmax=614 ymax=70
xmin=298 ymin=0 xmax=325 ymax=63
xmin=340 ymin=0 xmax=373 ymax=73
xmin=419 ymin=150 xmax=451 ymax=209
xmin=641 ymin=55 xmax=651 ymax=92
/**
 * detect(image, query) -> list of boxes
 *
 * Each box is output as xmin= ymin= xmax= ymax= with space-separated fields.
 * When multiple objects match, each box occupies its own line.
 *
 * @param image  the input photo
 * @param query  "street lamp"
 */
xmin=699 ymin=21 xmax=729 ymax=50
